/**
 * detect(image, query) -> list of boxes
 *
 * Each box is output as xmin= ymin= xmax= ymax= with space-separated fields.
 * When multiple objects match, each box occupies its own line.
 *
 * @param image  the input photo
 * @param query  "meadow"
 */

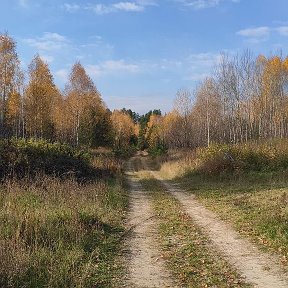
xmin=0 ymin=139 xmax=127 ymax=287
xmin=159 ymin=140 xmax=288 ymax=265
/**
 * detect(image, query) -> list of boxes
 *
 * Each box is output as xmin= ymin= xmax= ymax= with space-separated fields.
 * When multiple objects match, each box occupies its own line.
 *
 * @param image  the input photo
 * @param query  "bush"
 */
xmin=0 ymin=139 xmax=93 ymax=180
xmin=113 ymin=145 xmax=137 ymax=159
xmin=148 ymin=141 xmax=168 ymax=157
xmin=196 ymin=140 xmax=288 ymax=175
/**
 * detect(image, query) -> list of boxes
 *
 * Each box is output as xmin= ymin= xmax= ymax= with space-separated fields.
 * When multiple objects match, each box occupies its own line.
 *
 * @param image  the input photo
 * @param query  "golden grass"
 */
xmin=0 ymin=174 xmax=127 ymax=287
xmin=159 ymin=149 xmax=197 ymax=179
xmin=158 ymin=145 xmax=288 ymax=267
xmin=140 ymin=175 xmax=250 ymax=287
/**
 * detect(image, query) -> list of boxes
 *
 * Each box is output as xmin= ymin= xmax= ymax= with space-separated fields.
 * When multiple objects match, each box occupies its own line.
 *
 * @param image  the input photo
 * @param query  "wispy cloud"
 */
xmin=18 ymin=0 xmax=29 ymax=8
xmin=237 ymin=26 xmax=288 ymax=43
xmin=113 ymin=2 xmax=145 ymax=12
xmin=21 ymin=32 xmax=77 ymax=69
xmin=21 ymin=31 xmax=117 ymax=79
xmin=53 ymin=59 xmax=140 ymax=86
xmin=237 ymin=27 xmax=270 ymax=38
xmin=23 ymin=32 xmax=69 ymax=52
xmin=183 ymin=0 xmax=220 ymax=10
xmin=86 ymin=60 xmax=140 ymax=77
xmin=63 ymin=3 xmax=80 ymax=13
xmin=64 ymin=1 xmax=156 ymax=14
xmin=55 ymin=69 xmax=69 ymax=82
xmin=185 ymin=52 xmax=221 ymax=81
xmin=276 ymin=26 xmax=288 ymax=36
xmin=137 ymin=0 xmax=158 ymax=5
xmin=85 ymin=4 xmax=114 ymax=14
xmin=39 ymin=54 xmax=54 ymax=63
xmin=188 ymin=52 xmax=221 ymax=66
xmin=175 ymin=0 xmax=239 ymax=10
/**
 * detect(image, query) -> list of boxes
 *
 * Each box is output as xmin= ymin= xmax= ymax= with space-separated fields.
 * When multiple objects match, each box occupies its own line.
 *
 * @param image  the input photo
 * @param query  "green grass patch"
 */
xmin=0 ymin=139 xmax=94 ymax=180
xmin=159 ymin=142 xmax=288 ymax=266
xmin=196 ymin=140 xmax=288 ymax=175
xmin=177 ymin=171 xmax=288 ymax=266
xmin=0 ymin=171 xmax=128 ymax=287
xmin=140 ymin=177 xmax=251 ymax=288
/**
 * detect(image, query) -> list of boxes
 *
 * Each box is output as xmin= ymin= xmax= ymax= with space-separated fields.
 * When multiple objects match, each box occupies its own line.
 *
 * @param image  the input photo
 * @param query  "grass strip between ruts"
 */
xmin=140 ymin=176 xmax=252 ymax=288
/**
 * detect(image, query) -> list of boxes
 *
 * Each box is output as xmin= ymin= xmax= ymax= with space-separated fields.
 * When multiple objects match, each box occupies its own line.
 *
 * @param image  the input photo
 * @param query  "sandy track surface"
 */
xmin=122 ymin=158 xmax=176 ymax=288
xmin=150 ymin=168 xmax=288 ymax=288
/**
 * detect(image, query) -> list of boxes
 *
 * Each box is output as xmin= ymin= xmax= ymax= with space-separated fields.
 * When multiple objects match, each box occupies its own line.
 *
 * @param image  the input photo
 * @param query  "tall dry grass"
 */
xmin=160 ymin=139 xmax=288 ymax=179
xmin=158 ymin=140 xmax=288 ymax=263
xmin=0 ymin=169 xmax=126 ymax=287
xmin=159 ymin=149 xmax=197 ymax=179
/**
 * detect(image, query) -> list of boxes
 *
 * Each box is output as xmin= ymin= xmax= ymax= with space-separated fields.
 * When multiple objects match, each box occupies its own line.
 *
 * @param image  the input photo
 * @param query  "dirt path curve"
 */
xmin=148 ymin=164 xmax=288 ymax=288
xmin=122 ymin=158 xmax=176 ymax=288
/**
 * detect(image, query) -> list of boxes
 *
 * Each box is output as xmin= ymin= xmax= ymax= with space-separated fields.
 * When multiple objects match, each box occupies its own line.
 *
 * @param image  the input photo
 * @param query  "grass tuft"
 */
xmin=180 ymin=172 xmax=288 ymax=265
xmin=0 ymin=165 xmax=127 ymax=287
xmin=158 ymin=142 xmax=288 ymax=267
xmin=140 ymin=176 xmax=251 ymax=287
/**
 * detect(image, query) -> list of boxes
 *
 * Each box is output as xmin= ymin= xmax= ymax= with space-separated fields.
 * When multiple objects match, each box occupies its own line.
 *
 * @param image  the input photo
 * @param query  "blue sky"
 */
xmin=1 ymin=0 xmax=288 ymax=113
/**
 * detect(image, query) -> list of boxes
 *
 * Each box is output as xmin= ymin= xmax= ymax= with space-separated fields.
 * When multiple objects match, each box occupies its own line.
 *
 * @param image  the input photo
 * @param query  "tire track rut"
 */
xmin=122 ymin=158 xmax=176 ymax=288
xmin=146 ymin=158 xmax=288 ymax=288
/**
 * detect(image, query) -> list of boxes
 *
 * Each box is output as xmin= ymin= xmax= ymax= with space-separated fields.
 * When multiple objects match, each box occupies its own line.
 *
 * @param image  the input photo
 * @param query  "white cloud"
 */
xmin=103 ymin=60 xmax=139 ymax=72
xmin=66 ymin=1 xmax=154 ymax=15
xmin=55 ymin=69 xmax=69 ymax=82
xmin=22 ymin=32 xmax=117 ymax=81
xmin=86 ymin=60 xmax=140 ymax=77
xmin=237 ymin=25 xmax=288 ymax=44
xmin=137 ymin=0 xmax=158 ymax=5
xmin=175 ymin=0 xmax=239 ymax=10
xmin=113 ymin=2 xmax=145 ymax=11
xmin=44 ymin=32 xmax=67 ymax=42
xmin=185 ymin=0 xmax=220 ymax=10
xmin=237 ymin=27 xmax=270 ymax=38
xmin=18 ymin=0 xmax=29 ymax=8
xmin=23 ymin=32 xmax=69 ymax=51
xmin=185 ymin=52 xmax=221 ymax=82
xmin=39 ymin=55 xmax=54 ymax=63
xmin=276 ymin=26 xmax=288 ymax=36
xmin=159 ymin=59 xmax=183 ymax=70
xmin=86 ymin=4 xmax=114 ymax=15
xmin=22 ymin=32 xmax=72 ymax=66
xmin=185 ymin=72 xmax=210 ymax=81
xmin=188 ymin=52 xmax=221 ymax=66
xmin=63 ymin=3 xmax=80 ymax=13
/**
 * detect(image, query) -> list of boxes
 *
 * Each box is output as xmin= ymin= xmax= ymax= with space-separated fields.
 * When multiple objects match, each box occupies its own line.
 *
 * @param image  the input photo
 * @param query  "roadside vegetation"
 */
xmin=159 ymin=140 xmax=288 ymax=266
xmin=0 ymin=138 xmax=92 ymax=180
xmin=0 ymin=139 xmax=127 ymax=287
xmin=2 ymin=30 xmax=288 ymax=287
xmin=139 ymin=173 xmax=250 ymax=287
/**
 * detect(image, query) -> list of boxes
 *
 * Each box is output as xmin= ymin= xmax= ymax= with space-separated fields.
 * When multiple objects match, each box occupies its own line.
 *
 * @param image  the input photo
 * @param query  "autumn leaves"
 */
xmin=0 ymin=33 xmax=122 ymax=148
xmin=2 ymin=32 xmax=288 ymax=151
xmin=149 ymin=52 xmax=288 ymax=150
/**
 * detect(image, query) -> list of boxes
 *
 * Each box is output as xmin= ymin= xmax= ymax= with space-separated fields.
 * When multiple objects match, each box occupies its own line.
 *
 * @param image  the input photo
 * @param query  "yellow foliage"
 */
xmin=7 ymin=91 xmax=21 ymax=118
xmin=111 ymin=110 xmax=135 ymax=148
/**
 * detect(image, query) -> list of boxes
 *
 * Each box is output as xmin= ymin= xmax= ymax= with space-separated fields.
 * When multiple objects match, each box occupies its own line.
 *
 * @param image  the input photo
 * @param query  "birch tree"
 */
xmin=65 ymin=62 xmax=103 ymax=146
xmin=25 ymin=55 xmax=59 ymax=139
xmin=0 ymin=33 xmax=22 ymax=137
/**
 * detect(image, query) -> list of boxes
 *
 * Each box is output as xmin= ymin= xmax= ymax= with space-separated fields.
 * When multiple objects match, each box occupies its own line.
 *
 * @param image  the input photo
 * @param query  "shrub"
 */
xmin=113 ymin=145 xmax=137 ymax=159
xmin=196 ymin=139 xmax=288 ymax=175
xmin=148 ymin=141 xmax=168 ymax=157
xmin=0 ymin=139 xmax=93 ymax=180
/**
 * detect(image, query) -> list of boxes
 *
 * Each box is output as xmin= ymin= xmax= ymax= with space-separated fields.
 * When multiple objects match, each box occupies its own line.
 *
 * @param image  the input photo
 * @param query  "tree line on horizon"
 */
xmin=2 ymin=32 xmax=288 ymax=153
xmin=0 ymin=32 xmax=143 ymax=150
xmin=146 ymin=50 xmax=288 ymax=151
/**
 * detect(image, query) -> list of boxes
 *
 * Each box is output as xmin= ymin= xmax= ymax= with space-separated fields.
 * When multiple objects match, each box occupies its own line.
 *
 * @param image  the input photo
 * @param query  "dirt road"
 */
xmin=122 ymin=159 xmax=176 ymax=287
xmin=123 ymin=155 xmax=288 ymax=288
